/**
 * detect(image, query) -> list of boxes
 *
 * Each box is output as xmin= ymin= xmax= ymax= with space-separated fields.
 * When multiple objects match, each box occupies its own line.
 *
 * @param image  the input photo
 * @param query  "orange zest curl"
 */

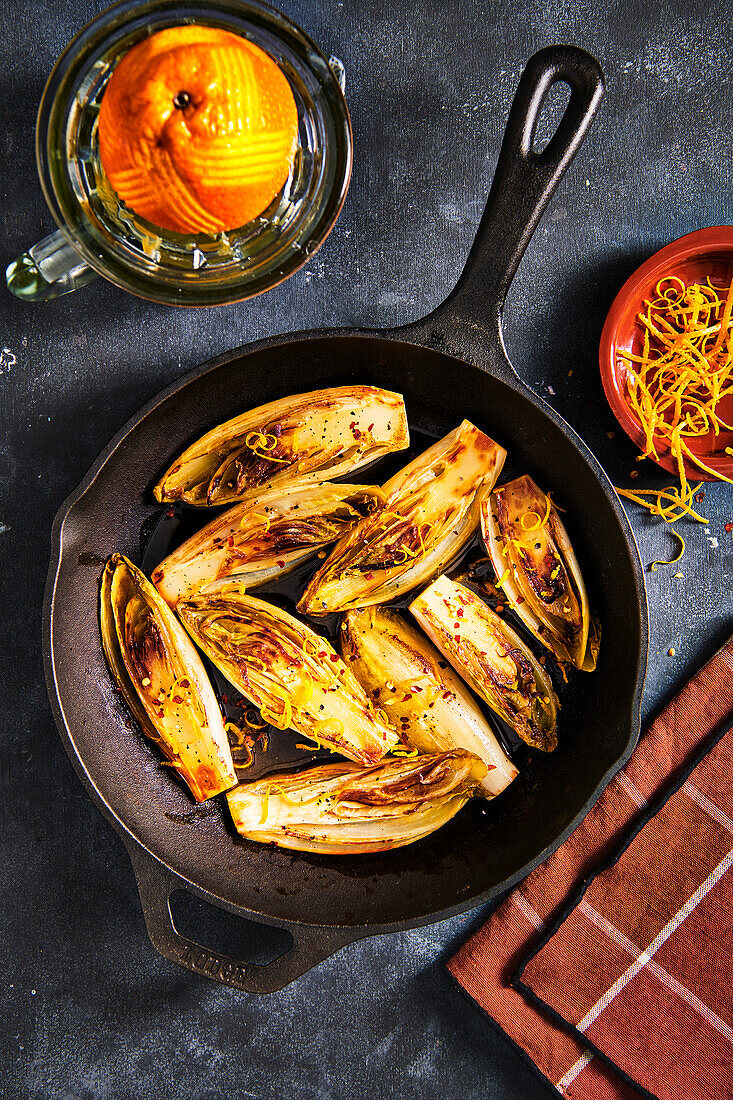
xmin=518 ymin=495 xmax=551 ymax=534
xmin=649 ymin=530 xmax=686 ymax=572
xmin=243 ymin=709 xmax=267 ymax=730
xmin=615 ymin=483 xmax=707 ymax=524
xmin=244 ymin=431 xmax=290 ymax=463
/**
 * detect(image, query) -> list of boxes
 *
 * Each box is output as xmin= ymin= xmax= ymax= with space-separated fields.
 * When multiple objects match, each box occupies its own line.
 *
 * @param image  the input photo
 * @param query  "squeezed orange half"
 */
xmin=98 ymin=26 xmax=299 ymax=236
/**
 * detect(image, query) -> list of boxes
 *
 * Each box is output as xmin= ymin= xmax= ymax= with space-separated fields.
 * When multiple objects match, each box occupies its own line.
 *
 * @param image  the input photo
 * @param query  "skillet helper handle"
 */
xmin=449 ymin=44 xmax=604 ymax=326
xmin=126 ymin=842 xmax=358 ymax=994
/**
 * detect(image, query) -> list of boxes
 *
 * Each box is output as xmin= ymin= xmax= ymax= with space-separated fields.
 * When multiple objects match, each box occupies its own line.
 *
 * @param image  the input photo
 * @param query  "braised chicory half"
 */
xmin=410 ymin=575 xmax=559 ymax=752
xmin=481 ymin=475 xmax=600 ymax=671
xmin=154 ymin=385 xmax=409 ymax=507
xmin=152 ymin=481 xmax=384 ymax=606
xmin=339 ymin=606 xmax=518 ymax=798
xmin=176 ymin=582 xmax=399 ymax=765
xmin=226 ymin=750 xmax=487 ymax=854
xmin=100 ymin=554 xmax=237 ymax=801
xmin=299 ymin=420 xmax=506 ymax=615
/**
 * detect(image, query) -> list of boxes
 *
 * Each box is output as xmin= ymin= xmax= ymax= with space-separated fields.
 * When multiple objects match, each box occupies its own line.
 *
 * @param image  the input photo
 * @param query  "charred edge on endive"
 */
xmin=99 ymin=554 xmax=237 ymax=801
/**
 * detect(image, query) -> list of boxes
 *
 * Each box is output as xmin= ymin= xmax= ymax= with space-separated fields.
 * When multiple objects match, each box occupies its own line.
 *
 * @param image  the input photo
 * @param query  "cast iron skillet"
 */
xmin=43 ymin=46 xmax=648 ymax=993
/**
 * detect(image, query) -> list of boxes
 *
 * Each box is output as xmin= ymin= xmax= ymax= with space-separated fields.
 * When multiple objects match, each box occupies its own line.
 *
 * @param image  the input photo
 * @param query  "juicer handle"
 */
xmin=6 ymin=228 xmax=98 ymax=302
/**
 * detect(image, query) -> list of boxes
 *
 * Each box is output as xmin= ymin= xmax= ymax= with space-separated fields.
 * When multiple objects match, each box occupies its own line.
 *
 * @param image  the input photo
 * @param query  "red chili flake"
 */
xmin=629 ymin=470 xmax=639 ymax=479
xmin=172 ymin=695 xmax=183 ymax=704
xmin=179 ymin=679 xmax=190 ymax=689
xmin=726 ymin=522 xmax=733 ymax=534
xmin=456 ymin=608 xmax=464 ymax=618
xmin=486 ymin=764 xmax=496 ymax=771
xmin=352 ymin=428 xmax=362 ymax=440
xmin=695 ymin=490 xmax=706 ymax=503
xmin=221 ymin=694 xmax=229 ymax=704
xmin=442 ymin=691 xmax=452 ymax=700
xmin=402 ymin=694 xmax=412 ymax=702
xmin=166 ymin=507 xmax=176 ymax=517
xmin=412 ymin=685 xmax=423 ymax=693
xmin=515 ymin=595 xmax=525 ymax=604
xmin=454 ymin=623 xmax=461 ymax=630
xmin=364 ymin=572 xmax=375 ymax=580
xmin=226 ymin=535 xmax=234 ymax=547
xmin=496 ymin=604 xmax=505 ymax=614
xmin=330 ymin=654 xmax=339 ymax=662
xmin=367 ymin=422 xmax=375 ymax=431
xmin=318 ymin=651 xmax=328 ymax=659
xmin=157 ymin=710 xmax=164 ymax=718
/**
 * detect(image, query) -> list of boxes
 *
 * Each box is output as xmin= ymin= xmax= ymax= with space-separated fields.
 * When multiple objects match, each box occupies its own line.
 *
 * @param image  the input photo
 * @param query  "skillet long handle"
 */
xmin=395 ymin=45 xmax=604 ymax=375
xmin=126 ymin=840 xmax=361 ymax=994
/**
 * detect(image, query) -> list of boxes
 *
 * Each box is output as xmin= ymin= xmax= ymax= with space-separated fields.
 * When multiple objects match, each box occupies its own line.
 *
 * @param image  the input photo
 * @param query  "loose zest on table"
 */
xmin=614 ymin=275 xmax=733 ymax=566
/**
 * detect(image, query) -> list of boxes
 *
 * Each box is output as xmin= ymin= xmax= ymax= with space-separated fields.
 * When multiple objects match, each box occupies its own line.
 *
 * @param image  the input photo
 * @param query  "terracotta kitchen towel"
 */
xmin=515 ymin=714 xmax=733 ymax=1100
xmin=448 ymin=635 xmax=733 ymax=1099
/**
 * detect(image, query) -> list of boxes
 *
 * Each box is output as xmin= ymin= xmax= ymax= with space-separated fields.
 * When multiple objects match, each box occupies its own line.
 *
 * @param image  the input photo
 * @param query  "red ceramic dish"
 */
xmin=599 ymin=226 xmax=733 ymax=482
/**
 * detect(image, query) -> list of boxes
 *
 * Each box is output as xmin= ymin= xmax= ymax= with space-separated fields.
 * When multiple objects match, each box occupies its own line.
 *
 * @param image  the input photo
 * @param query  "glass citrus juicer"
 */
xmin=6 ymin=0 xmax=352 ymax=306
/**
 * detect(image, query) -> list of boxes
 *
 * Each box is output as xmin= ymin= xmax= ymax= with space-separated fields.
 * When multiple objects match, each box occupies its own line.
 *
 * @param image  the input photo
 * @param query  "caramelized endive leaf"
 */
xmin=339 ymin=607 xmax=518 ymax=798
xmin=226 ymin=750 xmax=487 ymax=854
xmin=99 ymin=554 xmax=237 ymax=801
xmin=177 ymin=583 xmax=399 ymax=765
xmin=482 ymin=476 xmax=599 ymax=670
xmin=410 ymin=575 xmax=559 ymax=752
xmin=299 ymin=420 xmax=506 ymax=615
xmin=154 ymin=386 xmax=409 ymax=507
xmin=152 ymin=481 xmax=384 ymax=606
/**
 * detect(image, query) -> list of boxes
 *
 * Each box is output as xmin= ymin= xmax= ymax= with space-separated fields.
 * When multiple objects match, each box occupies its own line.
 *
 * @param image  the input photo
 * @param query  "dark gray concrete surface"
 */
xmin=1 ymin=0 xmax=731 ymax=1096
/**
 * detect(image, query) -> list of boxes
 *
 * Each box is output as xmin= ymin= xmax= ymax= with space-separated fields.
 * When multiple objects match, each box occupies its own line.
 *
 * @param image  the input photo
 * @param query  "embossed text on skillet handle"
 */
xmin=125 ymin=839 xmax=362 ymax=994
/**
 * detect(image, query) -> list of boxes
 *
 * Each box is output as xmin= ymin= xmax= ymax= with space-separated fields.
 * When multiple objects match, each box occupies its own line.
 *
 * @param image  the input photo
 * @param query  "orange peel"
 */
xmin=98 ymin=26 xmax=298 ymax=236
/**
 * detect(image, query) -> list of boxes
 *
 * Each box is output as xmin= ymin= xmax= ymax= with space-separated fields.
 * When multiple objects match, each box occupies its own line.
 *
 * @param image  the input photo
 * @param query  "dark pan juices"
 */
xmin=139 ymin=424 xmax=573 ymax=794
